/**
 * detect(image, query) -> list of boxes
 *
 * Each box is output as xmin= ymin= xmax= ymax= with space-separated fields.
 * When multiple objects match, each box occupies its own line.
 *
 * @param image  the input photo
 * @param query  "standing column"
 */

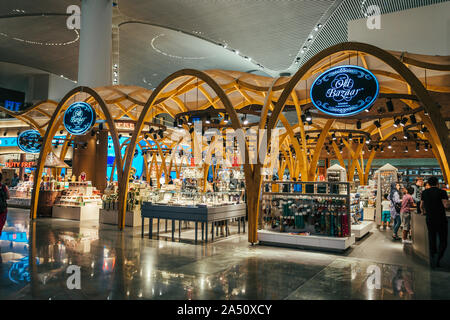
xmin=94 ymin=130 xmax=108 ymax=192
xmin=72 ymin=134 xmax=97 ymax=182
xmin=77 ymin=0 xmax=112 ymax=87
xmin=19 ymin=153 xmax=26 ymax=180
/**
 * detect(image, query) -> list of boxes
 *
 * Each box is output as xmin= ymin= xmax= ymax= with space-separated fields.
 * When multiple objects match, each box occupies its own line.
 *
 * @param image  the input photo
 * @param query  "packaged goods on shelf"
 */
xmin=54 ymin=181 xmax=102 ymax=207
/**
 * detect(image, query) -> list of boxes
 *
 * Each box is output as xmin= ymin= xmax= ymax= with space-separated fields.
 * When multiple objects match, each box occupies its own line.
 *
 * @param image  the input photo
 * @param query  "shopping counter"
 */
xmin=141 ymin=202 xmax=246 ymax=243
xmin=412 ymin=211 xmax=450 ymax=267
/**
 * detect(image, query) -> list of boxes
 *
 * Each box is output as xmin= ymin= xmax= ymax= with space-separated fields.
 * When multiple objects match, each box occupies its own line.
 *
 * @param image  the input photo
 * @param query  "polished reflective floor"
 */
xmin=1 ymin=208 xmax=449 ymax=300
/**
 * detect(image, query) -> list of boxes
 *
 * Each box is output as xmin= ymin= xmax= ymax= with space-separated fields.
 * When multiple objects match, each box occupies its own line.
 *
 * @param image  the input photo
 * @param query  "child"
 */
xmin=381 ymin=193 xmax=391 ymax=230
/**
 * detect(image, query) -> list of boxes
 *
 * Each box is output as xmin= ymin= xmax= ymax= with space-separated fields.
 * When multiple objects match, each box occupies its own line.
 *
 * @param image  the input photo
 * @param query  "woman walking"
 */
xmin=388 ymin=182 xmax=402 ymax=240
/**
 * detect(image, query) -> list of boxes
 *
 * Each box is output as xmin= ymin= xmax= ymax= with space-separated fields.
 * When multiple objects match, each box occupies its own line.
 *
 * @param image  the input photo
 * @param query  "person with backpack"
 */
xmin=388 ymin=182 xmax=402 ymax=240
xmin=0 ymin=172 xmax=10 ymax=236
xmin=421 ymin=176 xmax=449 ymax=268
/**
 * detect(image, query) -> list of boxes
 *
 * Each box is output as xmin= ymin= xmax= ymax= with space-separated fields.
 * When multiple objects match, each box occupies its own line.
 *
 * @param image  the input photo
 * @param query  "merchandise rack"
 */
xmin=258 ymin=181 xmax=355 ymax=251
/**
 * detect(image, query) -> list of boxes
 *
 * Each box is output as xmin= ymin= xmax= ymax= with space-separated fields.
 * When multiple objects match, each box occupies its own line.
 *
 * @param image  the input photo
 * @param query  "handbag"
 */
xmin=394 ymin=201 xmax=401 ymax=214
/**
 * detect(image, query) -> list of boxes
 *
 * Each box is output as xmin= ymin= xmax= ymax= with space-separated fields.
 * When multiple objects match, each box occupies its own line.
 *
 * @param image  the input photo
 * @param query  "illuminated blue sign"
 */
xmin=17 ymin=130 xmax=41 ymax=153
xmin=310 ymin=65 xmax=379 ymax=117
xmin=5 ymin=100 xmax=22 ymax=111
xmin=63 ymin=101 xmax=96 ymax=135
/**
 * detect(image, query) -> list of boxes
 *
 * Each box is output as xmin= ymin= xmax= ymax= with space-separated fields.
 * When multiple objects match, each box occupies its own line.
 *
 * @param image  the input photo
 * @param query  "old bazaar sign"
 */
xmin=310 ymin=65 xmax=379 ymax=116
xmin=17 ymin=130 xmax=41 ymax=153
xmin=63 ymin=102 xmax=96 ymax=135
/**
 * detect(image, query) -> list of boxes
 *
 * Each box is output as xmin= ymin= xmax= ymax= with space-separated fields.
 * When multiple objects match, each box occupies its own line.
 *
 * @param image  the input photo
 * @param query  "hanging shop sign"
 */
xmin=310 ymin=65 xmax=379 ymax=116
xmin=17 ymin=130 xmax=42 ymax=153
xmin=63 ymin=101 xmax=96 ymax=135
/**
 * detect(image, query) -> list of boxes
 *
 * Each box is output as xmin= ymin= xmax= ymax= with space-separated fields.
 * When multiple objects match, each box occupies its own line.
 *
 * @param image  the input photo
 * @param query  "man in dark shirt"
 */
xmin=420 ymin=176 xmax=449 ymax=268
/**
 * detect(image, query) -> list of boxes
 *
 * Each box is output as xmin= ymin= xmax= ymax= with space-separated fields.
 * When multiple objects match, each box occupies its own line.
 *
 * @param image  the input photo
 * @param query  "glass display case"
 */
xmin=147 ymin=190 xmax=244 ymax=208
xmin=374 ymin=164 xmax=398 ymax=225
xmin=53 ymin=181 xmax=102 ymax=221
xmin=54 ymin=182 xmax=102 ymax=207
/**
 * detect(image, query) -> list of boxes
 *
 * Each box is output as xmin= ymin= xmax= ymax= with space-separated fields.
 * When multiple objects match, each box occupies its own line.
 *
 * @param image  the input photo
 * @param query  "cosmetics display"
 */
xmin=54 ymin=181 xmax=102 ymax=207
xmin=102 ymin=180 xmax=151 ymax=211
xmin=52 ymin=180 xmax=102 ymax=221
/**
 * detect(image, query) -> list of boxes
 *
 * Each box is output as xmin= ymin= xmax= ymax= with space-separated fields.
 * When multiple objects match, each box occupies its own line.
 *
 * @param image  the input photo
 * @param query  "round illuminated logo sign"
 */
xmin=63 ymin=102 xmax=96 ymax=135
xmin=310 ymin=65 xmax=379 ymax=116
xmin=17 ymin=130 xmax=42 ymax=153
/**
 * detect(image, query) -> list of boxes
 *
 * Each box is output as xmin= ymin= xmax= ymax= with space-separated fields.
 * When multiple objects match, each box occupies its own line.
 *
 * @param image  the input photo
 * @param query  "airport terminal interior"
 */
xmin=0 ymin=0 xmax=449 ymax=300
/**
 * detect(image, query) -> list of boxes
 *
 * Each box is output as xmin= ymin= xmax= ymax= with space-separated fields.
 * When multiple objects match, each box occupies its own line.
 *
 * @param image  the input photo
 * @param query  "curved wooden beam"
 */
xmin=30 ymin=86 xmax=122 ymax=220
xmin=118 ymin=69 xmax=245 ymax=232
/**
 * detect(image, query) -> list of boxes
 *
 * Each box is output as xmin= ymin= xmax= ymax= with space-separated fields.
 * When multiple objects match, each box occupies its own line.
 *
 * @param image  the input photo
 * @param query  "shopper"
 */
xmin=400 ymin=186 xmax=415 ymax=244
xmin=381 ymin=193 xmax=391 ymax=230
xmin=0 ymin=173 xmax=10 ymax=237
xmin=420 ymin=176 xmax=449 ymax=268
xmin=411 ymin=178 xmax=424 ymax=214
xmin=389 ymin=182 xmax=402 ymax=240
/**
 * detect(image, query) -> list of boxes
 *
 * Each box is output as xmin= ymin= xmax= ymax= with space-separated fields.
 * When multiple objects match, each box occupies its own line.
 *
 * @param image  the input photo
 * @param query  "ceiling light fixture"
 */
xmin=305 ymin=111 xmax=312 ymax=122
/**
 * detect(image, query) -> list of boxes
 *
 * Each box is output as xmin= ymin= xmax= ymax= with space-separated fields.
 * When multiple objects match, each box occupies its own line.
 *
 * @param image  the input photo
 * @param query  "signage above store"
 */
xmin=63 ymin=102 xmax=96 ymax=135
xmin=310 ymin=65 xmax=379 ymax=117
xmin=17 ymin=130 xmax=42 ymax=153
xmin=5 ymin=161 xmax=36 ymax=168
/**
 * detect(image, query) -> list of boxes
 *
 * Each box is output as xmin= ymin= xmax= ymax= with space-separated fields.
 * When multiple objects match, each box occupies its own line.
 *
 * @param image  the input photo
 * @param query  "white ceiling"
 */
xmin=0 ymin=0 xmax=448 ymax=88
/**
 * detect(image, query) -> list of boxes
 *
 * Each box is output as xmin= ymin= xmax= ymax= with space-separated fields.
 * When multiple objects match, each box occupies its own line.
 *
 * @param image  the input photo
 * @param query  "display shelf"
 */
xmin=374 ymin=164 xmax=398 ymax=225
xmin=258 ymin=230 xmax=355 ymax=252
xmin=52 ymin=181 xmax=101 ymax=221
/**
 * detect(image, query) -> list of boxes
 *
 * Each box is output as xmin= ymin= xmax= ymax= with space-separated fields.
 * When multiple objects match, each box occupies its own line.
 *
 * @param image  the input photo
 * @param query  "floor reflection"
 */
xmin=1 ymin=208 xmax=450 ymax=300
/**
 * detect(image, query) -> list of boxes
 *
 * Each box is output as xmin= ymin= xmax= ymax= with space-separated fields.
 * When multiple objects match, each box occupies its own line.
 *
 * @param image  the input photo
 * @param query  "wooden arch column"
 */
xmin=30 ymin=86 xmax=123 ymax=220
xmin=118 ymin=69 xmax=247 ymax=231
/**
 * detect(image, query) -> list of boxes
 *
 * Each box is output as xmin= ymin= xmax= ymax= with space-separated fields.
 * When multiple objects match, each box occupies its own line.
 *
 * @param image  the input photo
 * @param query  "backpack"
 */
xmin=0 ymin=184 xmax=7 ymax=213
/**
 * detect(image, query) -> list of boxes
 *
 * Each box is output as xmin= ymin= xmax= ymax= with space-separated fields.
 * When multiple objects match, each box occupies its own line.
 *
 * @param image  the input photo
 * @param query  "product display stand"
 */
xmin=374 ymin=164 xmax=398 ymax=226
xmin=100 ymin=180 xmax=151 ymax=226
xmin=99 ymin=208 xmax=149 ymax=227
xmin=52 ymin=181 xmax=102 ymax=221
xmin=258 ymin=181 xmax=355 ymax=252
